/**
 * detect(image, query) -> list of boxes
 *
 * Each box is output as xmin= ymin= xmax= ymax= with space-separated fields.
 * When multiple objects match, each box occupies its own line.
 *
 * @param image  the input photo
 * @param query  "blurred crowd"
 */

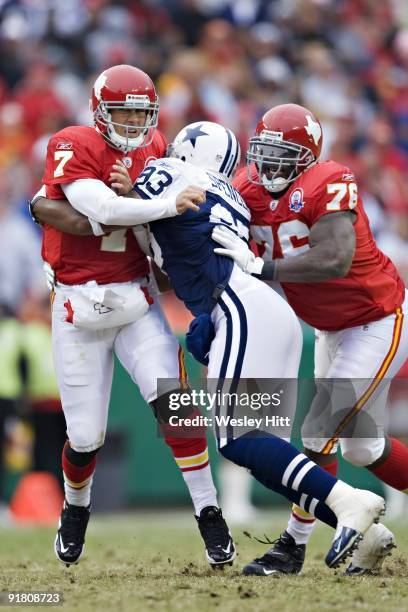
xmin=0 ymin=0 xmax=407 ymax=510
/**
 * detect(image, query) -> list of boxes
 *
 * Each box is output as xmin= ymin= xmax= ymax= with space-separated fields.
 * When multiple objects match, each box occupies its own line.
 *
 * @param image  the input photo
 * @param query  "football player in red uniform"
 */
xmin=213 ymin=103 xmax=407 ymax=575
xmin=35 ymin=65 xmax=235 ymax=569
xmin=34 ymin=118 xmax=389 ymax=574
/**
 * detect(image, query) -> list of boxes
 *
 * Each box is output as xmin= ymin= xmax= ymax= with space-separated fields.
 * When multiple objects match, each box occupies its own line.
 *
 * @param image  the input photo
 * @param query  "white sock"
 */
xmin=286 ymin=506 xmax=316 ymax=545
xmin=182 ymin=465 xmax=218 ymax=515
xmin=64 ymin=476 xmax=93 ymax=507
xmin=325 ymin=480 xmax=361 ymax=536
xmin=325 ymin=481 xmax=356 ymax=516
xmin=219 ymin=461 xmax=252 ymax=508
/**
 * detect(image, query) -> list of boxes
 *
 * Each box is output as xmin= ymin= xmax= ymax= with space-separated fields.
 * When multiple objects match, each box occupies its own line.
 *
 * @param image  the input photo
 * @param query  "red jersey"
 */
xmin=233 ymin=161 xmax=405 ymax=331
xmin=42 ymin=125 xmax=167 ymax=285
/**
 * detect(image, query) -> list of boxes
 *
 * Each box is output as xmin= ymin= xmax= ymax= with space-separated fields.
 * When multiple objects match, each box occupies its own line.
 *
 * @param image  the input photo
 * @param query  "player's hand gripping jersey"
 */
xmin=233 ymin=161 xmax=405 ymax=331
xmin=42 ymin=125 xmax=167 ymax=285
xmin=134 ymin=158 xmax=251 ymax=315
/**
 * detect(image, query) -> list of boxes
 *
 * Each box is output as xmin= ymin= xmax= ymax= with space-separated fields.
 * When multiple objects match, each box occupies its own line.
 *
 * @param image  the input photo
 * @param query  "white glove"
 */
xmin=43 ymin=262 xmax=56 ymax=291
xmin=212 ymin=225 xmax=264 ymax=275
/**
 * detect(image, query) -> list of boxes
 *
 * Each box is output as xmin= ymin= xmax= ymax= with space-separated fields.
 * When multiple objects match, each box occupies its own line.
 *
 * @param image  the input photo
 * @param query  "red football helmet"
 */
xmin=247 ymin=103 xmax=323 ymax=193
xmin=91 ymin=64 xmax=159 ymax=152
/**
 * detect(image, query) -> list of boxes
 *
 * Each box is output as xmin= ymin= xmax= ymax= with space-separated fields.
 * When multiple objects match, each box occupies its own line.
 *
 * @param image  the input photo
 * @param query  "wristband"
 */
xmin=29 ymin=198 xmax=40 ymax=224
xmin=256 ymin=260 xmax=276 ymax=281
xmin=29 ymin=185 xmax=47 ymax=224
xmin=88 ymin=218 xmax=106 ymax=236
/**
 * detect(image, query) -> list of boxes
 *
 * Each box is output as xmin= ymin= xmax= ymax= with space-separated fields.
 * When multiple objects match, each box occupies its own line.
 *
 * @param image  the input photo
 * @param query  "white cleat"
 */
xmin=345 ymin=523 xmax=396 ymax=575
xmin=326 ymin=489 xmax=386 ymax=568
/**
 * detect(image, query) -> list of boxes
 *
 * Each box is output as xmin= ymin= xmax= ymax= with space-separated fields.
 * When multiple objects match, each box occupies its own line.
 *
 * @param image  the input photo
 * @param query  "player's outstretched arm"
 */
xmin=62 ymin=178 xmax=205 ymax=226
xmin=110 ymin=160 xmax=206 ymax=214
xmin=269 ymin=211 xmax=356 ymax=282
xmin=213 ymin=212 xmax=356 ymax=282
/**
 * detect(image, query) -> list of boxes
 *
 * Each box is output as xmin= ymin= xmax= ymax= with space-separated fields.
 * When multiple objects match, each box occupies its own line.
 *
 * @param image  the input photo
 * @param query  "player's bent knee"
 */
xmin=301 ymin=436 xmax=328 ymax=454
xmin=67 ymin=434 xmax=105 ymax=454
xmin=150 ymin=388 xmax=196 ymax=423
xmin=66 ymin=423 xmax=106 ymax=453
xmin=65 ymin=444 xmax=101 ymax=466
xmin=151 ymin=389 xmax=208 ymax=442
xmin=341 ymin=438 xmax=385 ymax=467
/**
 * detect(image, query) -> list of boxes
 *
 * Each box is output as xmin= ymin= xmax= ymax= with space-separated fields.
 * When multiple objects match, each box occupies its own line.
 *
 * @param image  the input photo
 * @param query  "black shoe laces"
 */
xmin=243 ymin=532 xmax=288 ymax=564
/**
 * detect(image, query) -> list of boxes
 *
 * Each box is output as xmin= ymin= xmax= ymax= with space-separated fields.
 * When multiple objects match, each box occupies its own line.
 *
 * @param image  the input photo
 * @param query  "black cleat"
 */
xmin=243 ymin=531 xmax=305 ymax=576
xmin=54 ymin=501 xmax=90 ymax=567
xmin=195 ymin=506 xmax=236 ymax=568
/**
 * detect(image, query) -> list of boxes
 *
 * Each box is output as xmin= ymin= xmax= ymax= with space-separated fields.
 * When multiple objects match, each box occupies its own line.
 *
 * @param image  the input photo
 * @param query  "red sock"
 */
xmin=369 ymin=438 xmax=408 ymax=491
xmin=165 ymin=435 xmax=209 ymax=472
xmin=162 ymin=409 xmax=209 ymax=472
xmin=62 ymin=441 xmax=96 ymax=486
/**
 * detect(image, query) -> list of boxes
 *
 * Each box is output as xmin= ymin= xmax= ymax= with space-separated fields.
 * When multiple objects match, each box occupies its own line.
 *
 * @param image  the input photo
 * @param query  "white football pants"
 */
xmin=302 ymin=290 xmax=408 ymax=465
xmin=52 ymin=283 xmax=183 ymax=452
xmin=207 ymin=266 xmax=303 ymax=447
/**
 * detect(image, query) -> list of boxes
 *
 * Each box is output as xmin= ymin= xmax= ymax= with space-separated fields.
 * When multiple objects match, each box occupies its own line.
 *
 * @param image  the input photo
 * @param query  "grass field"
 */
xmin=0 ymin=511 xmax=407 ymax=612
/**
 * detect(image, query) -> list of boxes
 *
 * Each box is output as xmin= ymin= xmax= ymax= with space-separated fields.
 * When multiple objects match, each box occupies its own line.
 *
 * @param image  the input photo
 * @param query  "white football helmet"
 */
xmin=167 ymin=121 xmax=241 ymax=179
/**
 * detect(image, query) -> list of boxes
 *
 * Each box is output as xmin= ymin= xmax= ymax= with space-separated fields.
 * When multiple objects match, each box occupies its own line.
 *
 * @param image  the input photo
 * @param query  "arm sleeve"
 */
xmin=62 ymin=179 xmax=178 ymax=226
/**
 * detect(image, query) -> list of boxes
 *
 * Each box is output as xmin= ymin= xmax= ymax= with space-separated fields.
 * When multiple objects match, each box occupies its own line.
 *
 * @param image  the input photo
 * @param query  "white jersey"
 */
xmin=134 ymin=157 xmax=251 ymax=316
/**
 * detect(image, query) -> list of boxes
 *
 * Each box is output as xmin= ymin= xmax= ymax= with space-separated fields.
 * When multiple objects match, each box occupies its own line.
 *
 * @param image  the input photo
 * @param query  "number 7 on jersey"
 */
xmin=53 ymin=150 xmax=74 ymax=178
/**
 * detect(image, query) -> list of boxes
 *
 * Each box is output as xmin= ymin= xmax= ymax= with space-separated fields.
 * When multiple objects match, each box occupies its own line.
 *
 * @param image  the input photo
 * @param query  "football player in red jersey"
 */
xmin=34 ymin=118 xmax=390 ymax=574
xmin=34 ymin=65 xmax=236 ymax=569
xmin=213 ymin=103 xmax=408 ymax=575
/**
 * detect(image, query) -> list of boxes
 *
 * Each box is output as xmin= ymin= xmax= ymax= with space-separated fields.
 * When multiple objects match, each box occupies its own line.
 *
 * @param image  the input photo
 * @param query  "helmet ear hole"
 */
xmin=181 ymin=156 xmax=186 ymax=162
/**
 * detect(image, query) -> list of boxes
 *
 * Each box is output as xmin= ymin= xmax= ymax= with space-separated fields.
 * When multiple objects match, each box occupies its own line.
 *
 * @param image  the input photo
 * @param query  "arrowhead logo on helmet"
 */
xmin=93 ymin=73 xmax=108 ymax=102
xmin=91 ymin=65 xmax=159 ymax=152
xmin=247 ymin=103 xmax=323 ymax=193
xmin=305 ymin=115 xmax=322 ymax=146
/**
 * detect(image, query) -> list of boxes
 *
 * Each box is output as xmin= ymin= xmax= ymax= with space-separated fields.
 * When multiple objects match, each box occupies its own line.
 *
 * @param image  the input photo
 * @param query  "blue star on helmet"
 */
xmin=182 ymin=124 xmax=208 ymax=148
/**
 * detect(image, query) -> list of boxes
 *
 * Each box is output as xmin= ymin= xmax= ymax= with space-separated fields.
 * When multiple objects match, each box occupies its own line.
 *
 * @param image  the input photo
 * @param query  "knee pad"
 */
xmin=302 ymin=436 xmax=339 ymax=455
xmin=151 ymin=388 xmax=208 ymax=445
xmin=65 ymin=443 xmax=101 ymax=467
xmin=340 ymin=437 xmax=385 ymax=467
xmin=150 ymin=388 xmax=196 ymax=424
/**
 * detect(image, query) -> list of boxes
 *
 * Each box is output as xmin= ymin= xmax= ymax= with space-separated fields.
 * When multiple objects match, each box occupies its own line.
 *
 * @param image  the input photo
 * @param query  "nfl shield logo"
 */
xmin=122 ymin=157 xmax=132 ymax=168
xmin=269 ymin=199 xmax=279 ymax=211
xmin=289 ymin=188 xmax=304 ymax=212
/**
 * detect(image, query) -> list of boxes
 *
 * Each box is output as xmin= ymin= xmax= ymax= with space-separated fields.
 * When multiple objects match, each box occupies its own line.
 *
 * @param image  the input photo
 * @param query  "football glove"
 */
xmin=212 ymin=225 xmax=264 ymax=275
